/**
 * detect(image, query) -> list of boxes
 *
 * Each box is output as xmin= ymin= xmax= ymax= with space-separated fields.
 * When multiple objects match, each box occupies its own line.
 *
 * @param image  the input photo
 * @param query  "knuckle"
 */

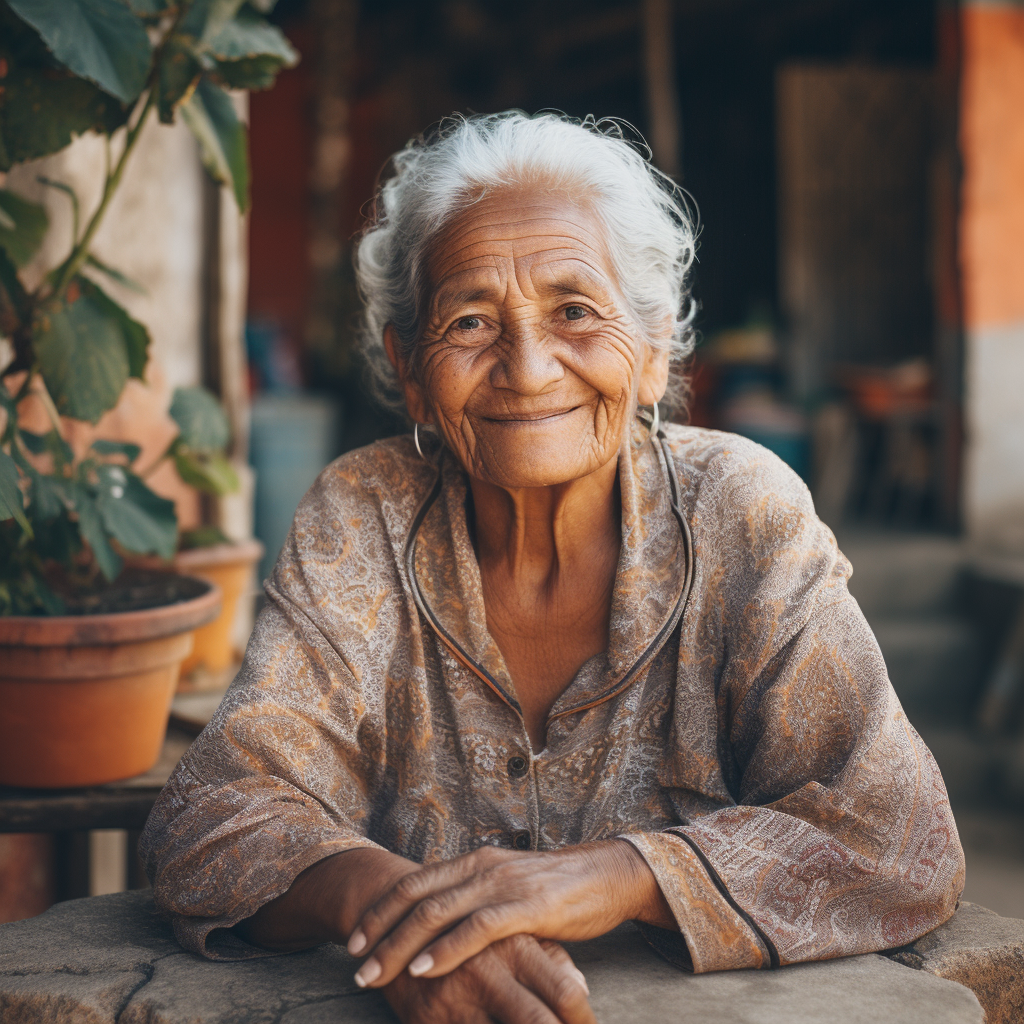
xmin=468 ymin=904 xmax=506 ymax=935
xmin=472 ymin=844 xmax=505 ymax=868
xmin=414 ymin=892 xmax=453 ymax=928
xmin=394 ymin=873 xmax=426 ymax=902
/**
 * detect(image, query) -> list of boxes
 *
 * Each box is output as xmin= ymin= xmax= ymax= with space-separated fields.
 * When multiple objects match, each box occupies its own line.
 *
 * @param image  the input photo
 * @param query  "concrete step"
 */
xmin=873 ymin=615 xmax=983 ymax=723
xmin=837 ymin=530 xmax=967 ymax=618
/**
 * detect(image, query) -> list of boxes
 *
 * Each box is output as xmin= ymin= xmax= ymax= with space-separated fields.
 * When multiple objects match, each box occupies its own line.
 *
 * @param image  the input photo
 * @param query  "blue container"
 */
xmin=249 ymin=395 xmax=342 ymax=580
xmin=735 ymin=427 xmax=810 ymax=481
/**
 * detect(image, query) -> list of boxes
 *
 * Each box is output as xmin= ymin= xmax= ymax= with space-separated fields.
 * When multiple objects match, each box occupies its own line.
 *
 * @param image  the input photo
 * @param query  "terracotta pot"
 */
xmin=0 ymin=576 xmax=221 ymax=788
xmin=174 ymin=539 xmax=263 ymax=676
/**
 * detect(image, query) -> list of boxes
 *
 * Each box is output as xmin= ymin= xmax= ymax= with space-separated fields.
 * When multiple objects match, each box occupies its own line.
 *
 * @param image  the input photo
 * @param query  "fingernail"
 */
xmin=408 ymin=952 xmax=434 ymax=977
xmin=574 ymin=968 xmax=589 ymax=995
xmin=354 ymin=958 xmax=381 ymax=987
xmin=347 ymin=928 xmax=367 ymax=956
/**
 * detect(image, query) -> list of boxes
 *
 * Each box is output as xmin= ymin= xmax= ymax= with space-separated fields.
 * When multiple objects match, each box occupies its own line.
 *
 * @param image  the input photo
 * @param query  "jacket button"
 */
xmin=507 ymin=755 xmax=528 ymax=779
xmin=511 ymin=829 xmax=532 ymax=851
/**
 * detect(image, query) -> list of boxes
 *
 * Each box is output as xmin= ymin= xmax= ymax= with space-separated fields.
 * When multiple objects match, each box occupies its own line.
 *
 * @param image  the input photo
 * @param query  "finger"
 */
xmin=350 ymin=846 xmax=510 ymax=956
xmin=515 ymin=941 xmax=595 ymax=1024
xmin=536 ymin=942 xmax=589 ymax=997
xmin=357 ymin=883 xmax=532 ymax=987
xmin=485 ymin=977 xmax=564 ymax=1024
xmin=407 ymin=901 xmax=538 ymax=979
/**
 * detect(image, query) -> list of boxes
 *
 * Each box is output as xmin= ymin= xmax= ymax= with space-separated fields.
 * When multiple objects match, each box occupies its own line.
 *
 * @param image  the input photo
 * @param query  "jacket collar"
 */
xmin=404 ymin=433 xmax=692 ymax=719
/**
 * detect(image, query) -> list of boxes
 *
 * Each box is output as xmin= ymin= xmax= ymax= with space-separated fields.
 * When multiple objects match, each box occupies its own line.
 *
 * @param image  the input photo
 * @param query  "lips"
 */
xmin=482 ymin=405 xmax=580 ymax=424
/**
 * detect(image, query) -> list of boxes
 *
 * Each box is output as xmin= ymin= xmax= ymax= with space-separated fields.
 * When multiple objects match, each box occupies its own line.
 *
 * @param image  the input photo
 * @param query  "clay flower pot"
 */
xmin=174 ymin=538 xmax=263 ymax=677
xmin=0 ymin=576 xmax=221 ymax=788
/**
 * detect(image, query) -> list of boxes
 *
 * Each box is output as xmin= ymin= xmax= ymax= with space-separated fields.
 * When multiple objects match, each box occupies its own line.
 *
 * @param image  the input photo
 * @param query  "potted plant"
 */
xmin=0 ymin=0 xmax=296 ymax=786
xmin=156 ymin=384 xmax=264 ymax=682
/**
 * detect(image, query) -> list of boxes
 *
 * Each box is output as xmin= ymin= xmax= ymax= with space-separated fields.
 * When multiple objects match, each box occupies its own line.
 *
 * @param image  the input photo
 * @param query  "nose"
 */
xmin=491 ymin=319 xmax=564 ymax=395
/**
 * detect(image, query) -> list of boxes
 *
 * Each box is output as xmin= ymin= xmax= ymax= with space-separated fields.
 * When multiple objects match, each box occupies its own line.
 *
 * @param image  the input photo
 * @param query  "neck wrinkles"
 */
xmin=468 ymin=452 xmax=622 ymax=587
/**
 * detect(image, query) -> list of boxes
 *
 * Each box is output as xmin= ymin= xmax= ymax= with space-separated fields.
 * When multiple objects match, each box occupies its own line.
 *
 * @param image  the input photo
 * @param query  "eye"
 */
xmin=564 ymin=305 xmax=588 ymax=321
xmin=455 ymin=316 xmax=482 ymax=331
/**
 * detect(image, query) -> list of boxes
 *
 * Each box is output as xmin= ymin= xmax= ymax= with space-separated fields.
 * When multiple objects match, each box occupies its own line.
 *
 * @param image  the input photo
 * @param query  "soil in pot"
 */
xmin=0 ymin=570 xmax=221 ymax=788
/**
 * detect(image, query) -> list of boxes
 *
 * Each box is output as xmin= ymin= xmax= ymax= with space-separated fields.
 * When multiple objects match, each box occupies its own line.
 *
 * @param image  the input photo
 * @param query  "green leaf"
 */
xmin=84 ymin=276 xmax=150 ymax=377
xmin=128 ymin=0 xmax=173 ymax=15
xmin=33 ymin=282 xmax=130 ymax=423
xmin=0 ymin=5 xmax=130 ymax=169
xmin=0 ymin=449 xmax=31 ymax=534
xmin=179 ymin=523 xmax=230 ymax=549
xmin=18 ymin=429 xmax=48 ymax=455
xmin=180 ymin=0 xmax=247 ymax=42
xmin=0 ymin=189 xmax=48 ymax=268
xmin=71 ymin=481 xmax=122 ymax=579
xmin=18 ymin=427 xmax=73 ymax=465
xmin=207 ymin=8 xmax=297 ymax=64
xmin=85 ymin=252 xmax=147 ymax=295
xmin=156 ymin=34 xmax=203 ymax=124
xmin=169 ymin=385 xmax=231 ymax=450
xmin=0 ymin=247 xmax=29 ymax=335
xmin=6 ymin=0 xmax=153 ymax=105
xmin=95 ymin=464 xmax=177 ymax=558
xmin=28 ymin=469 xmax=67 ymax=521
xmin=180 ymin=76 xmax=249 ymax=211
xmin=91 ymin=438 xmax=142 ymax=462
xmin=173 ymin=448 xmax=239 ymax=495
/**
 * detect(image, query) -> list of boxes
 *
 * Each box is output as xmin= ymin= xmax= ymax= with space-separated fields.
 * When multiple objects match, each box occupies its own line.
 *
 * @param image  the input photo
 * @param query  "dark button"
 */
xmin=511 ymin=829 xmax=532 ymax=851
xmin=507 ymin=755 xmax=528 ymax=779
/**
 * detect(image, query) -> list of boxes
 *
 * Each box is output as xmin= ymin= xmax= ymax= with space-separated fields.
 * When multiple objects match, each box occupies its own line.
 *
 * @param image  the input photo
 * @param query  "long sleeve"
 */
xmin=139 ymin=455 xmax=420 ymax=959
xmin=627 ymin=436 xmax=965 ymax=971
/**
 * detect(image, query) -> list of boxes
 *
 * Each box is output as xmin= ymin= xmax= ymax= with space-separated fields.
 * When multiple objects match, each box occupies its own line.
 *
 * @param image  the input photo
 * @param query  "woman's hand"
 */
xmin=349 ymin=839 xmax=673 ymax=989
xmin=236 ymin=846 xmax=422 ymax=952
xmin=382 ymin=934 xmax=594 ymax=1024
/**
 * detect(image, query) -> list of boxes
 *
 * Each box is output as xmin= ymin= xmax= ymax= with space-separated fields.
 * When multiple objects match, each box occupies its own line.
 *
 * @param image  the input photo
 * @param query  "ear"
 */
xmin=384 ymin=325 xmax=432 ymax=425
xmin=637 ymin=343 xmax=670 ymax=407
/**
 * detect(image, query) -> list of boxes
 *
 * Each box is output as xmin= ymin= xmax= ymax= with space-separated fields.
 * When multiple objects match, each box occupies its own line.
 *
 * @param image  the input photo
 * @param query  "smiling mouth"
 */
xmin=484 ymin=407 xmax=580 ymax=424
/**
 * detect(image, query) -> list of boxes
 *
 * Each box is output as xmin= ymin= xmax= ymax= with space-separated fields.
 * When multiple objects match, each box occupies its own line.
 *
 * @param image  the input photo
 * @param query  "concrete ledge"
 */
xmin=891 ymin=901 xmax=1024 ymax=1024
xmin=0 ymin=892 xmax=1018 ymax=1023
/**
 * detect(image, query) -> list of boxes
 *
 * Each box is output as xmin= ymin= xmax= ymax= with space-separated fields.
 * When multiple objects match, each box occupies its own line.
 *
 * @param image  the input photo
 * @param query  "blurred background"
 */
xmin=3 ymin=0 xmax=1024 ymax=925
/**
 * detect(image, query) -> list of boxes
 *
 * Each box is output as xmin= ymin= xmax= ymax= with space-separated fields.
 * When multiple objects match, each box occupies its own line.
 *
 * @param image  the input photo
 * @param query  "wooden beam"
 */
xmin=641 ymin=0 xmax=682 ymax=178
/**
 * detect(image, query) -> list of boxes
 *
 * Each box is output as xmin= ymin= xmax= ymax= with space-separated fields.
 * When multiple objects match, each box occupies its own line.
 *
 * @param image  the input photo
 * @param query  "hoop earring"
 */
xmin=413 ymin=422 xmax=427 ymax=461
xmin=632 ymin=403 xmax=660 ymax=448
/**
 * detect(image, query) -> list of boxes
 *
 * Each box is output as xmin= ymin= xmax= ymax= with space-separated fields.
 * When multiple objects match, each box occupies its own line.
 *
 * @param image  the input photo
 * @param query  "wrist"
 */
xmin=601 ymin=838 xmax=675 ymax=927
xmin=315 ymin=847 xmax=421 ymax=941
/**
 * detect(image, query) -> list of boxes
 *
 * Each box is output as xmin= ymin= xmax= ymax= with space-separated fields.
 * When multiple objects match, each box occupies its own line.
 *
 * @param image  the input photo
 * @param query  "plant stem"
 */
xmin=34 ymin=379 xmax=64 ymax=439
xmin=50 ymin=89 xmax=157 ymax=301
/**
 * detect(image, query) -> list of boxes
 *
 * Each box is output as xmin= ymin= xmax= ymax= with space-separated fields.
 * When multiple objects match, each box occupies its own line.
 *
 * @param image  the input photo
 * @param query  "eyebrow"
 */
xmin=430 ymin=287 xmax=495 ymax=321
xmin=538 ymin=271 xmax=609 ymax=297
xmin=429 ymin=267 xmax=613 ymax=321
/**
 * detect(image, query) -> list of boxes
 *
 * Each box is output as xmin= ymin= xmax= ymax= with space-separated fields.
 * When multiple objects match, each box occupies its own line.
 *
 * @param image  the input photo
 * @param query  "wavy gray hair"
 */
xmin=353 ymin=111 xmax=698 ymax=415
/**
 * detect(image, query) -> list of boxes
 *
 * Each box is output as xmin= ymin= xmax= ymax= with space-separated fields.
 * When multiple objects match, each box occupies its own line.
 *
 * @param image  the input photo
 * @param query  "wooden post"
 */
xmin=641 ymin=0 xmax=682 ymax=178
xmin=305 ymin=0 xmax=358 ymax=363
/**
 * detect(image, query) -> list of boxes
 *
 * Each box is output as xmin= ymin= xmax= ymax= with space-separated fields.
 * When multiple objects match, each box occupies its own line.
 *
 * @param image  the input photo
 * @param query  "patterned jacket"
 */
xmin=140 ymin=424 xmax=965 ymax=972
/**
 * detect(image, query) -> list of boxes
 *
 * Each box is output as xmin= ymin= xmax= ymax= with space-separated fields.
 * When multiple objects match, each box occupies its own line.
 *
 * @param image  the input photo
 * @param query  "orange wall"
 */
xmin=960 ymin=4 xmax=1024 ymax=328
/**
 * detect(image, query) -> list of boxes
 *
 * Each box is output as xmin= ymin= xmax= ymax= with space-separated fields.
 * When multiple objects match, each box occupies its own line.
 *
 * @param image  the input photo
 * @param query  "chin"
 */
xmin=473 ymin=434 xmax=615 ymax=489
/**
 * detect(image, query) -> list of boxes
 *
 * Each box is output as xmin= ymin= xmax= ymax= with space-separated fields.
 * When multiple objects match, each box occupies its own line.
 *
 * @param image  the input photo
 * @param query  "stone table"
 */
xmin=1 ymin=892 xmax=1022 ymax=1024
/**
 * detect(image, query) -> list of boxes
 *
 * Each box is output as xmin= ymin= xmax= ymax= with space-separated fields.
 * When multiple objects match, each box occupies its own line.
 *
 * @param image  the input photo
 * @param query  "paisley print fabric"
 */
xmin=140 ymin=424 xmax=965 ymax=972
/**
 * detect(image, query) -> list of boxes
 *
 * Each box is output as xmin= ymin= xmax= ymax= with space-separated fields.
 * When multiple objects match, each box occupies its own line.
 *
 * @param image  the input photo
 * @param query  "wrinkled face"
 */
xmin=387 ymin=190 xmax=669 ymax=489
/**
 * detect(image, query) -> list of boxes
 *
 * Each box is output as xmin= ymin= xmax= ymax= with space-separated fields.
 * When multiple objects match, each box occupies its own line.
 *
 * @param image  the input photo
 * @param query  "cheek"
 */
xmin=563 ymin=328 xmax=643 ymax=402
xmin=418 ymin=345 xmax=489 ymax=418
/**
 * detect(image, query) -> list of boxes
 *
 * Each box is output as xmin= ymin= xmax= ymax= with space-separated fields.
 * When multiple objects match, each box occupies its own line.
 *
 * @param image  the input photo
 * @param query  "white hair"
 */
xmin=353 ymin=111 xmax=698 ymax=414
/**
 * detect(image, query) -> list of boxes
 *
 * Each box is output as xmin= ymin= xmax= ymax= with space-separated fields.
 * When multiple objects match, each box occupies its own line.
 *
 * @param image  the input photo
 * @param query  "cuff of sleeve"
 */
xmin=621 ymin=832 xmax=769 ymax=973
xmin=168 ymin=835 xmax=384 ymax=961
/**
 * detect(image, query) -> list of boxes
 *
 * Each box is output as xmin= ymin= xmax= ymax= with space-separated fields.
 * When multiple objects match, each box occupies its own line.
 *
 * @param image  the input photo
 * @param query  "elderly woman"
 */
xmin=141 ymin=112 xmax=964 ymax=1024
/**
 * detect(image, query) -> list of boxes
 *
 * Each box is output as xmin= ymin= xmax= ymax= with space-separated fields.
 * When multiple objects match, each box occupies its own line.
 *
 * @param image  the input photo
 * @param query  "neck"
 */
xmin=469 ymin=453 xmax=622 ymax=591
